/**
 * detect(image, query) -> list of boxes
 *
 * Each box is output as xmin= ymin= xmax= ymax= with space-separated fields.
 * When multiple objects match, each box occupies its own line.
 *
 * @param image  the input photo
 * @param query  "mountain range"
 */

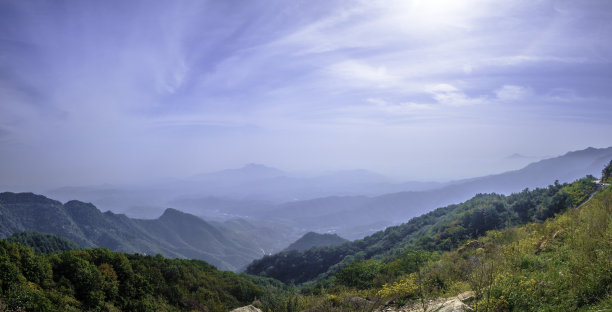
xmin=0 ymin=192 xmax=298 ymax=271
xmin=245 ymin=174 xmax=601 ymax=284
xmin=1 ymin=146 xmax=611 ymax=271
xmin=1 ymin=150 xmax=610 ymax=311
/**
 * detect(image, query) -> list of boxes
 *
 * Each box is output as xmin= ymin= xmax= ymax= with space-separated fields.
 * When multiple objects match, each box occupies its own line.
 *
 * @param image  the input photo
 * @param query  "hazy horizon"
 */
xmin=2 ymin=0 xmax=612 ymax=189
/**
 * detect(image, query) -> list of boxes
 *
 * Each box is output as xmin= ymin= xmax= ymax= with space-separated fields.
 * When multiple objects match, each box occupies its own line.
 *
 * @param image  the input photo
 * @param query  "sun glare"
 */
xmin=399 ymin=0 xmax=479 ymax=30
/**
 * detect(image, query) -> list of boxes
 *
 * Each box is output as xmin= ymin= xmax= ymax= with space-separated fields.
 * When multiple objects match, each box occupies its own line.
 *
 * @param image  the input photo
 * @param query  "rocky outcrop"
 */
xmin=230 ymin=305 xmax=262 ymax=312
xmin=377 ymin=291 xmax=474 ymax=312
xmin=344 ymin=296 xmax=375 ymax=310
xmin=457 ymin=240 xmax=484 ymax=254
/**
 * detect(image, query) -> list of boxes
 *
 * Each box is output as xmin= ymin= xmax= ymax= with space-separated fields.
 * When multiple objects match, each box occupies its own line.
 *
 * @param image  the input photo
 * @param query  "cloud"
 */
xmin=491 ymin=55 xmax=591 ymax=67
xmin=495 ymin=85 xmax=531 ymax=102
xmin=0 ymin=0 xmax=611 ymax=186
xmin=366 ymin=98 xmax=434 ymax=113
xmin=426 ymin=84 xmax=487 ymax=107
xmin=327 ymin=60 xmax=400 ymax=88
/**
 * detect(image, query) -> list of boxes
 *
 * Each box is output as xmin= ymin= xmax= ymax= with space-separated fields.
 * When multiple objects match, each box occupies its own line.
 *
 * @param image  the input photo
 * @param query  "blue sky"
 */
xmin=1 ymin=0 xmax=611 ymax=187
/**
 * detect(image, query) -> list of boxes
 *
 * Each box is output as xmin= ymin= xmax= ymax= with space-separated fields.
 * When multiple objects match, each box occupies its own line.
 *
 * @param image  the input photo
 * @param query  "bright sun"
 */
xmin=394 ymin=0 xmax=481 ymax=31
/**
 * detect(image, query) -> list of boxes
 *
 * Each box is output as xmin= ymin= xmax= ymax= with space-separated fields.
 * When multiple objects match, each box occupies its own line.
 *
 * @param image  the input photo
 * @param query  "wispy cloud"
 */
xmin=1 ymin=0 xmax=611 ymax=185
xmin=327 ymin=61 xmax=401 ymax=89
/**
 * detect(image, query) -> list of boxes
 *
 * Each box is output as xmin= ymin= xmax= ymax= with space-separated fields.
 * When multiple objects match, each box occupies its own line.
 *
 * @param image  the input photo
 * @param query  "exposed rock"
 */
xmin=344 ymin=296 xmax=375 ymax=310
xmin=425 ymin=297 xmax=473 ymax=312
xmin=230 ymin=305 xmax=262 ymax=312
xmin=376 ymin=291 xmax=474 ymax=312
xmin=457 ymin=240 xmax=484 ymax=254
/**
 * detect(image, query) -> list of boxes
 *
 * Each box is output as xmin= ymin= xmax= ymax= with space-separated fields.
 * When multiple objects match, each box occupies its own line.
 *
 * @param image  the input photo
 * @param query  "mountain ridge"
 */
xmin=0 ymin=193 xmax=295 ymax=271
xmin=284 ymin=232 xmax=348 ymax=252
xmin=262 ymin=146 xmax=612 ymax=239
xmin=246 ymin=175 xmax=600 ymax=284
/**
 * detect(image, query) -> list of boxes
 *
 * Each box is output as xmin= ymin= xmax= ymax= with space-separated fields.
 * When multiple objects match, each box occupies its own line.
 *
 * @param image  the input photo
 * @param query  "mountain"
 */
xmin=505 ymin=153 xmax=531 ymax=159
xmin=284 ymin=232 xmax=348 ymax=252
xmin=257 ymin=180 xmax=612 ymax=312
xmin=44 ymin=165 xmax=442 ymax=219
xmin=6 ymin=231 xmax=81 ymax=253
xmin=246 ymin=176 xmax=600 ymax=284
xmin=179 ymin=166 xmax=443 ymax=203
xmin=191 ymin=163 xmax=286 ymax=182
xmin=260 ymin=146 xmax=612 ymax=239
xmin=455 ymin=146 xmax=612 ymax=192
xmin=0 ymin=192 xmax=298 ymax=271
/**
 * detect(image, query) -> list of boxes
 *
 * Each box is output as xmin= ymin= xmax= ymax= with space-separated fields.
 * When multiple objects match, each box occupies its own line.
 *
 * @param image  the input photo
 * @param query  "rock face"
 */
xmin=377 ymin=291 xmax=474 ymax=312
xmin=425 ymin=297 xmax=473 ymax=312
xmin=230 ymin=305 xmax=262 ymax=312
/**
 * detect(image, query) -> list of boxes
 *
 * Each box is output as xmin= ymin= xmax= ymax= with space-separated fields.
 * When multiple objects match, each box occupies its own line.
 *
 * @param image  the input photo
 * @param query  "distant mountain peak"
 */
xmin=505 ymin=153 xmax=531 ymax=159
xmin=284 ymin=232 xmax=348 ymax=251
xmin=64 ymin=200 xmax=102 ymax=218
xmin=237 ymin=163 xmax=284 ymax=173
xmin=0 ymin=192 xmax=63 ymax=206
xmin=64 ymin=200 xmax=97 ymax=209
xmin=243 ymin=163 xmax=272 ymax=169
xmin=191 ymin=163 xmax=285 ymax=182
xmin=564 ymin=146 xmax=611 ymax=157
xmin=159 ymin=207 xmax=188 ymax=219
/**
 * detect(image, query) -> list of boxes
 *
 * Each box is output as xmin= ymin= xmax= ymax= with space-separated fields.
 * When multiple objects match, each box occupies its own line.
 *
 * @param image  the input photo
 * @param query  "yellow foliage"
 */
xmin=376 ymin=273 xmax=419 ymax=299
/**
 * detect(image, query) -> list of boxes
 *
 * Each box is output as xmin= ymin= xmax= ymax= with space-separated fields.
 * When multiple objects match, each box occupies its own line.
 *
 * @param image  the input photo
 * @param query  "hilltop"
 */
xmin=284 ymin=232 xmax=348 ymax=252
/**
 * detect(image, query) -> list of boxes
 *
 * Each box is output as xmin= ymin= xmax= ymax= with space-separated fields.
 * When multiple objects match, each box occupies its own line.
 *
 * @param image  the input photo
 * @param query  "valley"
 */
xmin=0 ymin=148 xmax=611 ymax=311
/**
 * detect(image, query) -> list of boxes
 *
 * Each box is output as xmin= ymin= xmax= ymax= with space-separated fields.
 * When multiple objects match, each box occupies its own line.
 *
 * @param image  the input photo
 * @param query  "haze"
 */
xmin=1 ymin=0 xmax=612 ymax=189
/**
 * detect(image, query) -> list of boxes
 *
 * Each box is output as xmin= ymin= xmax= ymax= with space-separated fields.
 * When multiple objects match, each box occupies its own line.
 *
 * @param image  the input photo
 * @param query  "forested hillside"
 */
xmin=259 ymin=146 xmax=612 ymax=239
xmin=284 ymin=232 xmax=348 ymax=252
xmin=0 ymin=242 xmax=263 ymax=312
xmin=246 ymin=176 xmax=598 ymax=284
xmin=0 ymin=194 xmax=281 ymax=271
xmin=240 ymin=172 xmax=611 ymax=312
xmin=6 ymin=232 xmax=80 ymax=254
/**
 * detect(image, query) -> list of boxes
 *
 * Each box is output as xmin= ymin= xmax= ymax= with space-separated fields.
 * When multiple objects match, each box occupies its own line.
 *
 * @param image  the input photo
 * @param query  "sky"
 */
xmin=1 ymin=0 xmax=612 ymax=188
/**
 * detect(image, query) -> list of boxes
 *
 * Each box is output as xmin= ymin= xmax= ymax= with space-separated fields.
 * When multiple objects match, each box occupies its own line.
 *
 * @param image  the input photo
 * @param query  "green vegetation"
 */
xmin=246 ymin=177 xmax=598 ymax=284
xmin=249 ymin=176 xmax=610 ymax=311
xmin=2 ymin=163 xmax=610 ymax=311
xmin=284 ymin=232 xmax=348 ymax=252
xmin=6 ymin=232 xmax=80 ymax=254
xmin=603 ymin=159 xmax=612 ymax=183
xmin=0 ymin=193 xmax=276 ymax=271
xmin=0 ymin=243 xmax=262 ymax=311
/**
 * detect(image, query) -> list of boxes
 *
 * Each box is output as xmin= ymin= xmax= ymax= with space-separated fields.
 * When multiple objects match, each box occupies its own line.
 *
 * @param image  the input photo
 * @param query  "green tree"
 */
xmin=335 ymin=259 xmax=383 ymax=289
xmin=602 ymin=159 xmax=612 ymax=183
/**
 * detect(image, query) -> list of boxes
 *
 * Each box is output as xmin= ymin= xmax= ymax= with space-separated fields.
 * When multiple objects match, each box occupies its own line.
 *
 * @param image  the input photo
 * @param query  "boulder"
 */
xmin=376 ymin=291 xmax=474 ymax=312
xmin=427 ymin=297 xmax=473 ymax=312
xmin=230 ymin=305 xmax=262 ymax=312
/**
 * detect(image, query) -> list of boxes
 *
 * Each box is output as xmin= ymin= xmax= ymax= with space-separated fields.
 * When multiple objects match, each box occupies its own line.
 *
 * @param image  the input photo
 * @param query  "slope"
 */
xmin=0 ymin=241 xmax=263 ymax=312
xmin=284 ymin=232 xmax=348 ymax=252
xmin=246 ymin=176 xmax=599 ymax=284
xmin=6 ymin=231 xmax=81 ymax=254
xmin=0 ymin=193 xmax=279 ymax=271
xmin=317 ymin=183 xmax=612 ymax=312
xmin=262 ymin=146 xmax=612 ymax=239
